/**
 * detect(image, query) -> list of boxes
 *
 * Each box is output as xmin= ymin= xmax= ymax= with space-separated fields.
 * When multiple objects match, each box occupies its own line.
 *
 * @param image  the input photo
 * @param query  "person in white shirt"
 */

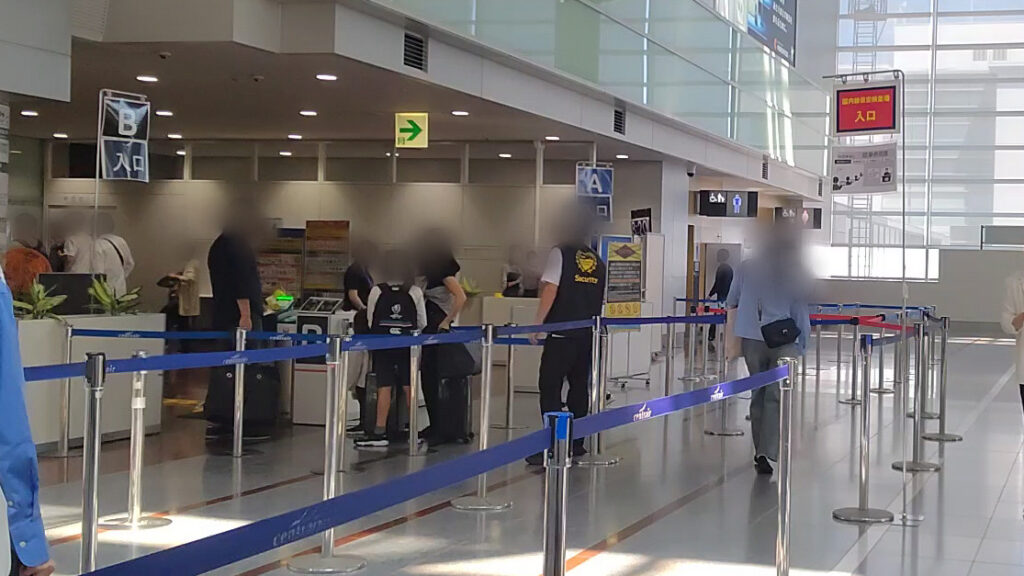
xmin=93 ymin=212 xmax=134 ymax=295
xmin=62 ymin=212 xmax=95 ymax=274
xmin=1000 ymin=269 xmax=1024 ymax=416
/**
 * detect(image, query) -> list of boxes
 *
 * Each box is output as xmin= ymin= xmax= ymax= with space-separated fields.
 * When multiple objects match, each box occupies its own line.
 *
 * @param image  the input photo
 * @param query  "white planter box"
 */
xmin=20 ymin=313 xmax=166 ymax=450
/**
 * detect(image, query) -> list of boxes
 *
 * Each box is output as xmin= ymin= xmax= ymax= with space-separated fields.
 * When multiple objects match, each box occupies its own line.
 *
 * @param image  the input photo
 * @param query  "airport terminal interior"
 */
xmin=1 ymin=0 xmax=1023 ymax=575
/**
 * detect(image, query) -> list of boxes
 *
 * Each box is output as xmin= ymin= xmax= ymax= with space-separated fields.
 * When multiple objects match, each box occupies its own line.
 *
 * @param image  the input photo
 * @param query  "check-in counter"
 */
xmin=481 ymin=297 xmax=655 ymax=393
xmin=20 ymin=313 xmax=166 ymax=450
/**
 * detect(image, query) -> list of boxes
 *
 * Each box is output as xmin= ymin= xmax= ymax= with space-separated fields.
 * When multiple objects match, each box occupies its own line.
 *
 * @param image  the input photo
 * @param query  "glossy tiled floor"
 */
xmin=37 ymin=329 xmax=1024 ymax=575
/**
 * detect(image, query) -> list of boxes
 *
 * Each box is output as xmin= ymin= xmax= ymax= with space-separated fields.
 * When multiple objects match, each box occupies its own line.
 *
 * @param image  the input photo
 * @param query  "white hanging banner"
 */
xmin=99 ymin=93 xmax=150 ymax=182
xmin=830 ymin=141 xmax=898 ymax=195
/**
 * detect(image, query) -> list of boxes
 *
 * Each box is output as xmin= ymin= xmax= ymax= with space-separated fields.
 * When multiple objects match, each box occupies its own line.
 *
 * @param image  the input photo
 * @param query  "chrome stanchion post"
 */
xmin=451 ymin=325 xmax=512 ymax=511
xmin=923 ymin=316 xmax=962 ymax=443
xmin=814 ymin=311 xmax=822 ymax=387
xmin=542 ymin=412 xmax=572 ymax=576
xmin=919 ymin=323 xmax=939 ymax=420
xmin=664 ymin=321 xmax=676 ymax=396
xmin=872 ymin=327 xmax=895 ymax=395
xmin=288 ymin=337 xmax=367 ymax=574
xmin=493 ymin=323 xmax=525 ymax=430
xmin=893 ymin=321 xmax=940 ymax=473
xmin=100 ymin=351 xmax=172 ymax=530
xmin=232 ymin=327 xmax=247 ymax=458
xmin=839 ymin=321 xmax=862 ymax=405
xmin=833 ymin=336 xmax=894 ymax=524
xmin=577 ymin=317 xmax=618 ymax=467
xmin=80 ymin=353 xmax=105 ymax=574
xmin=835 ymin=307 xmax=845 ymax=399
xmin=776 ymin=357 xmax=797 ymax=576
xmin=705 ymin=322 xmax=744 ymax=437
xmin=408 ymin=339 xmax=424 ymax=456
xmin=594 ymin=329 xmax=618 ymax=458
xmin=57 ymin=324 xmax=74 ymax=458
xmin=687 ymin=321 xmax=697 ymax=378
xmin=701 ymin=317 xmax=710 ymax=377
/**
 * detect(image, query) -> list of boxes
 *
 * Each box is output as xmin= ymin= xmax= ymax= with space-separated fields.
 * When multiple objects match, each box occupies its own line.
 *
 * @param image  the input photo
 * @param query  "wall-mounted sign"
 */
xmin=577 ymin=162 xmax=614 ymax=222
xmin=630 ymin=208 xmax=652 ymax=236
xmin=395 ymin=112 xmax=428 ymax=148
xmin=745 ymin=0 xmax=797 ymax=67
xmin=100 ymin=94 xmax=150 ymax=182
xmin=303 ymin=220 xmax=350 ymax=296
xmin=258 ymin=227 xmax=305 ymax=296
xmin=605 ymin=241 xmax=643 ymax=318
xmin=774 ymin=207 xmax=822 ymax=230
xmin=831 ymin=141 xmax=898 ymax=195
xmin=833 ymin=82 xmax=899 ymax=136
xmin=697 ymin=190 xmax=758 ymax=218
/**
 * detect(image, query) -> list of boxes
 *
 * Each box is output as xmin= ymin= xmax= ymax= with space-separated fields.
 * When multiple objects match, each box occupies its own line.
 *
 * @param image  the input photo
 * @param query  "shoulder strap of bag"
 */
xmin=102 ymin=236 xmax=126 ymax=267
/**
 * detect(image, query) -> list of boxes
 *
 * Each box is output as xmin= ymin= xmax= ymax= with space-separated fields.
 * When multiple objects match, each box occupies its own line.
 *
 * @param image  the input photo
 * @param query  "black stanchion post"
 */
xmin=893 ymin=321 xmax=941 ymax=473
xmin=451 ymin=325 xmax=512 ymax=512
xmin=288 ymin=336 xmax=367 ymax=574
xmin=833 ymin=335 xmax=894 ymax=524
xmin=80 ymin=352 xmax=105 ymax=574
xmin=923 ymin=316 xmax=962 ymax=443
xmin=776 ymin=357 xmax=797 ymax=576
xmin=542 ymin=412 xmax=572 ymax=576
xmin=232 ymin=327 xmax=247 ymax=459
xmin=871 ymin=327 xmax=895 ymax=395
xmin=100 ymin=351 xmax=172 ymax=531
xmin=577 ymin=317 xmax=618 ymax=467
xmin=840 ymin=321 xmax=862 ymax=406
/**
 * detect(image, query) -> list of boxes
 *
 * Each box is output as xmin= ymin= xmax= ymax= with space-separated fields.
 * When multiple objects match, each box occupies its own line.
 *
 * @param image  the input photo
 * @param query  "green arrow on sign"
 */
xmin=399 ymin=119 xmax=422 ymax=141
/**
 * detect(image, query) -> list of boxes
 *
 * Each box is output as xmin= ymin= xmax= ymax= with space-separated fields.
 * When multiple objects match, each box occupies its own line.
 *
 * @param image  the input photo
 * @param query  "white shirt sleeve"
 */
xmin=366 ymin=286 xmax=381 ymax=329
xmin=409 ymin=286 xmax=428 ymax=331
xmin=540 ymin=248 xmax=562 ymax=286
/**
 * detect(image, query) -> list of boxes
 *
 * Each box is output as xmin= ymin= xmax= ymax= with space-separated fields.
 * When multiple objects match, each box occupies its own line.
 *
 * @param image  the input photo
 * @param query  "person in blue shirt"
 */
xmin=0 ymin=268 xmax=55 ymax=576
xmin=725 ymin=224 xmax=810 ymax=476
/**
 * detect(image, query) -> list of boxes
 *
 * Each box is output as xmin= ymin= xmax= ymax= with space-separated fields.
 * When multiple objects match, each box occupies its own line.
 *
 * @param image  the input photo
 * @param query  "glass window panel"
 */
xmin=938 ymin=0 xmax=1024 ymax=10
xmin=936 ymin=14 xmax=1024 ymax=45
xmin=838 ymin=17 xmax=933 ymax=47
xmin=934 ymin=79 xmax=1024 ymax=113
xmin=841 ymin=0 xmax=932 ymax=15
xmin=935 ymin=49 xmax=1024 ymax=76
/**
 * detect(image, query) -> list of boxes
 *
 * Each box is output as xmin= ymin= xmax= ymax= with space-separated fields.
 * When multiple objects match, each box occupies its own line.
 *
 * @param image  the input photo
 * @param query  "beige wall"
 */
xmin=44 ymin=160 xmax=664 ymax=310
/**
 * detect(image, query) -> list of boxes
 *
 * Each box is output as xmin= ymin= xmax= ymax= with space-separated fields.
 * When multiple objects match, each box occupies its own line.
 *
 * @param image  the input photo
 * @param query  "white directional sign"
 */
xmin=100 ymin=94 xmax=150 ymax=182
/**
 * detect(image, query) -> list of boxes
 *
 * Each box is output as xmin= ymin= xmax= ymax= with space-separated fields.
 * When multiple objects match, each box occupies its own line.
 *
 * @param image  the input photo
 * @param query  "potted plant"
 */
xmin=12 ymin=281 xmax=67 ymax=320
xmin=88 ymin=277 xmax=142 ymax=316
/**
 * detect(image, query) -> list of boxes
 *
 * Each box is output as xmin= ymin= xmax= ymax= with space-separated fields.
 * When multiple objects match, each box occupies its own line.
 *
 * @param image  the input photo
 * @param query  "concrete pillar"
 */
xmin=659 ymin=161 xmax=691 ymax=315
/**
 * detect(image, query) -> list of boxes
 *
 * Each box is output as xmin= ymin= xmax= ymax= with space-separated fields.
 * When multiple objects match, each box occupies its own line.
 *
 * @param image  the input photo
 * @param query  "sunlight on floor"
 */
xmin=97 ymin=514 xmax=248 ymax=547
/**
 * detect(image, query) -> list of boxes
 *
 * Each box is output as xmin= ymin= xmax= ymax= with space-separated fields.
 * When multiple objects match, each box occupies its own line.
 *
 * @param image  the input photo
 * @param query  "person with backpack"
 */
xmin=355 ymin=250 xmax=427 ymax=449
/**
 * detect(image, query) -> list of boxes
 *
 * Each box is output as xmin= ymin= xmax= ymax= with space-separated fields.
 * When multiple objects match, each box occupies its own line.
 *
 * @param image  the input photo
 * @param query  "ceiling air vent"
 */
xmin=403 ymin=31 xmax=427 ymax=72
xmin=613 ymin=108 xmax=626 ymax=135
xmin=761 ymin=156 xmax=770 ymax=180
xmin=818 ymin=178 xmax=824 ymax=197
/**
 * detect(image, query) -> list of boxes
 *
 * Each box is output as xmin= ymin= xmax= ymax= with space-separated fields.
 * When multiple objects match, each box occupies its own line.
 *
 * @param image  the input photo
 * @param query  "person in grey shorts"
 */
xmin=725 ymin=225 xmax=810 ymax=475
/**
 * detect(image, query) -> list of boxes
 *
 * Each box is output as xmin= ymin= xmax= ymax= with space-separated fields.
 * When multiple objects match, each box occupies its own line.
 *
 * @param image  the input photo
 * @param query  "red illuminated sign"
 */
xmin=834 ymin=84 xmax=899 ymax=136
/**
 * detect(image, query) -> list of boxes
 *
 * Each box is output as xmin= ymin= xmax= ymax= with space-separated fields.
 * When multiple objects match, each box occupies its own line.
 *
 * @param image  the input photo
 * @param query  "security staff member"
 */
xmin=527 ymin=219 xmax=606 ymax=465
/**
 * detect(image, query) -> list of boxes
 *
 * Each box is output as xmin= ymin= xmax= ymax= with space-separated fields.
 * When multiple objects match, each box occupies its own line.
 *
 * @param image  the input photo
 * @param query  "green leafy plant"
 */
xmin=12 ymin=280 xmax=67 ymax=320
xmin=88 ymin=277 xmax=141 ymax=316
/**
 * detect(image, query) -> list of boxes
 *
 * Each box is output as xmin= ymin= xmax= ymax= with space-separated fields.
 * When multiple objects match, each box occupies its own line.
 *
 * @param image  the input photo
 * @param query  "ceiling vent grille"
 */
xmin=403 ymin=32 xmax=427 ymax=72
xmin=761 ymin=157 xmax=770 ymax=180
xmin=72 ymin=0 xmax=110 ymax=42
xmin=613 ymin=108 xmax=626 ymax=135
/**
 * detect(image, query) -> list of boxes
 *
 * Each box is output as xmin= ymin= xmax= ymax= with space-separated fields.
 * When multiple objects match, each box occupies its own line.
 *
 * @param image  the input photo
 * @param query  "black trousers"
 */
xmin=9 ymin=547 xmax=22 ymax=576
xmin=538 ymin=336 xmax=592 ymax=422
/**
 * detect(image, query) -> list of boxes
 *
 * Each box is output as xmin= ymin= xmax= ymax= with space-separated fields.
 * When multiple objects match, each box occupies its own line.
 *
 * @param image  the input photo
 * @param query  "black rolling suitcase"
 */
xmin=362 ymin=371 xmax=408 ymax=441
xmin=435 ymin=376 xmax=472 ymax=444
xmin=205 ymin=363 xmax=281 ymax=436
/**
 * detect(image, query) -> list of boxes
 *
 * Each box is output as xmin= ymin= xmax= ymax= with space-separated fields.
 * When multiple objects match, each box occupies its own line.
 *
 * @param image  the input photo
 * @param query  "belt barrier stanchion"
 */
xmin=57 ymin=324 xmax=74 ymax=458
xmin=80 ymin=352 xmax=106 ymax=574
xmin=892 ymin=319 xmax=923 ymax=528
xmin=701 ymin=318 xmax=710 ymax=378
xmin=577 ymin=317 xmax=618 ymax=467
xmin=920 ymin=324 xmax=940 ymax=420
xmin=99 ymin=351 xmax=172 ymax=530
xmin=871 ymin=327 xmax=895 ymax=395
xmin=451 ymin=324 xmax=512 ymax=512
xmin=835 ymin=305 xmax=844 ymax=398
xmin=923 ymin=316 xmax=962 ymax=443
xmin=832 ymin=335 xmax=894 ymax=524
xmin=839 ymin=321 xmax=862 ymax=405
xmin=594 ymin=328 xmax=618 ymax=459
xmin=664 ymin=321 xmax=676 ymax=396
xmin=687 ymin=322 xmax=697 ymax=378
xmin=542 ymin=412 xmax=572 ymax=576
xmin=494 ymin=323 xmax=525 ymax=430
xmin=814 ymin=307 xmax=822 ymax=387
xmin=288 ymin=336 xmax=367 ymax=574
xmin=893 ymin=321 xmax=941 ymax=473
xmin=408 ymin=339 xmax=424 ymax=457
xmin=232 ymin=327 xmax=247 ymax=458
xmin=776 ymin=357 xmax=797 ymax=576
xmin=705 ymin=327 xmax=743 ymax=437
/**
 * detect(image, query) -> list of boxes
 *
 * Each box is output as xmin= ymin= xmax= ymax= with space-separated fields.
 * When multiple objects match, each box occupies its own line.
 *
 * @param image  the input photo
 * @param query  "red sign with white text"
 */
xmin=834 ymin=85 xmax=898 ymax=135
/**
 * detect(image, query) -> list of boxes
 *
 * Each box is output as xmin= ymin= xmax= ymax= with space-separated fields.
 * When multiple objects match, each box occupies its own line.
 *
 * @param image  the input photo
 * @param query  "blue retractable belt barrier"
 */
xmin=246 ymin=331 xmax=328 ymax=343
xmin=810 ymin=318 xmax=852 ymax=327
xmin=70 ymin=328 xmax=235 ymax=341
xmin=81 ymin=364 xmax=788 ymax=576
xmin=602 ymin=315 xmax=725 ymax=327
xmin=495 ymin=337 xmax=541 ymax=346
xmin=496 ymin=320 xmax=595 ymax=337
xmin=23 ymin=362 xmax=86 ymax=382
xmin=343 ymin=328 xmax=483 ymax=352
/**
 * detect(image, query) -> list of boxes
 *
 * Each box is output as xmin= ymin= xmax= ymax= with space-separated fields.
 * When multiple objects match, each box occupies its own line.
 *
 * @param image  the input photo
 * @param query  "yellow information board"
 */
xmin=395 ymin=112 xmax=428 ymax=148
xmin=605 ymin=242 xmax=643 ymax=318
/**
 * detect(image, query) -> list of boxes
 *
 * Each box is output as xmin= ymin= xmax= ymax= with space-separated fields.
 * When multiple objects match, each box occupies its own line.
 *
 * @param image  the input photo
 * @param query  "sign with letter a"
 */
xmin=100 ymin=95 xmax=150 ymax=182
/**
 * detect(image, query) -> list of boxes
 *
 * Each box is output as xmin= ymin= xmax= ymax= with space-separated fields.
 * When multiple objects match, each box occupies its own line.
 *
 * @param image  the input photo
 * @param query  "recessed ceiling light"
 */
xmin=498 ymin=153 xmax=512 ymax=159
xmin=451 ymin=110 xmax=470 ymax=117
xmin=155 ymin=110 xmax=174 ymax=117
xmin=385 ymin=152 xmax=400 ymax=158
xmin=544 ymin=136 xmax=560 ymax=141
xmin=279 ymin=151 xmax=292 ymax=157
xmin=10 ymin=150 xmax=22 ymax=155
xmin=136 ymin=75 xmax=159 ymax=83
xmin=316 ymin=73 xmax=338 ymax=81
xmin=52 ymin=132 xmax=68 ymax=139
xmin=167 ymin=133 xmax=182 ymax=140
xmin=20 ymin=110 xmax=39 ymax=117
xmin=175 ymin=149 xmax=187 ymax=156
xmin=288 ymin=134 xmax=303 ymax=140
xmin=616 ymin=154 xmax=629 ymax=159
xmin=299 ymin=110 xmax=318 ymax=117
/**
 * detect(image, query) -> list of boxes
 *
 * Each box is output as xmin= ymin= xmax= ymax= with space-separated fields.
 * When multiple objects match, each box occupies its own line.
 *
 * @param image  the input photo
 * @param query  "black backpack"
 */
xmin=371 ymin=283 xmax=416 ymax=335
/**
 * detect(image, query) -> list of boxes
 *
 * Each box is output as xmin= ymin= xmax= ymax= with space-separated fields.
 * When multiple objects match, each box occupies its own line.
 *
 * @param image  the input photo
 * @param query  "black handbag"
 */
xmin=758 ymin=299 xmax=800 ymax=349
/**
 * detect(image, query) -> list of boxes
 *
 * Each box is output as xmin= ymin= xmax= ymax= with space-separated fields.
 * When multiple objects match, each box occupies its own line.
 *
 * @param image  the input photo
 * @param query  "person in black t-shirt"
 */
xmin=344 ymin=240 xmax=377 ymax=333
xmin=707 ymin=248 xmax=734 ymax=348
